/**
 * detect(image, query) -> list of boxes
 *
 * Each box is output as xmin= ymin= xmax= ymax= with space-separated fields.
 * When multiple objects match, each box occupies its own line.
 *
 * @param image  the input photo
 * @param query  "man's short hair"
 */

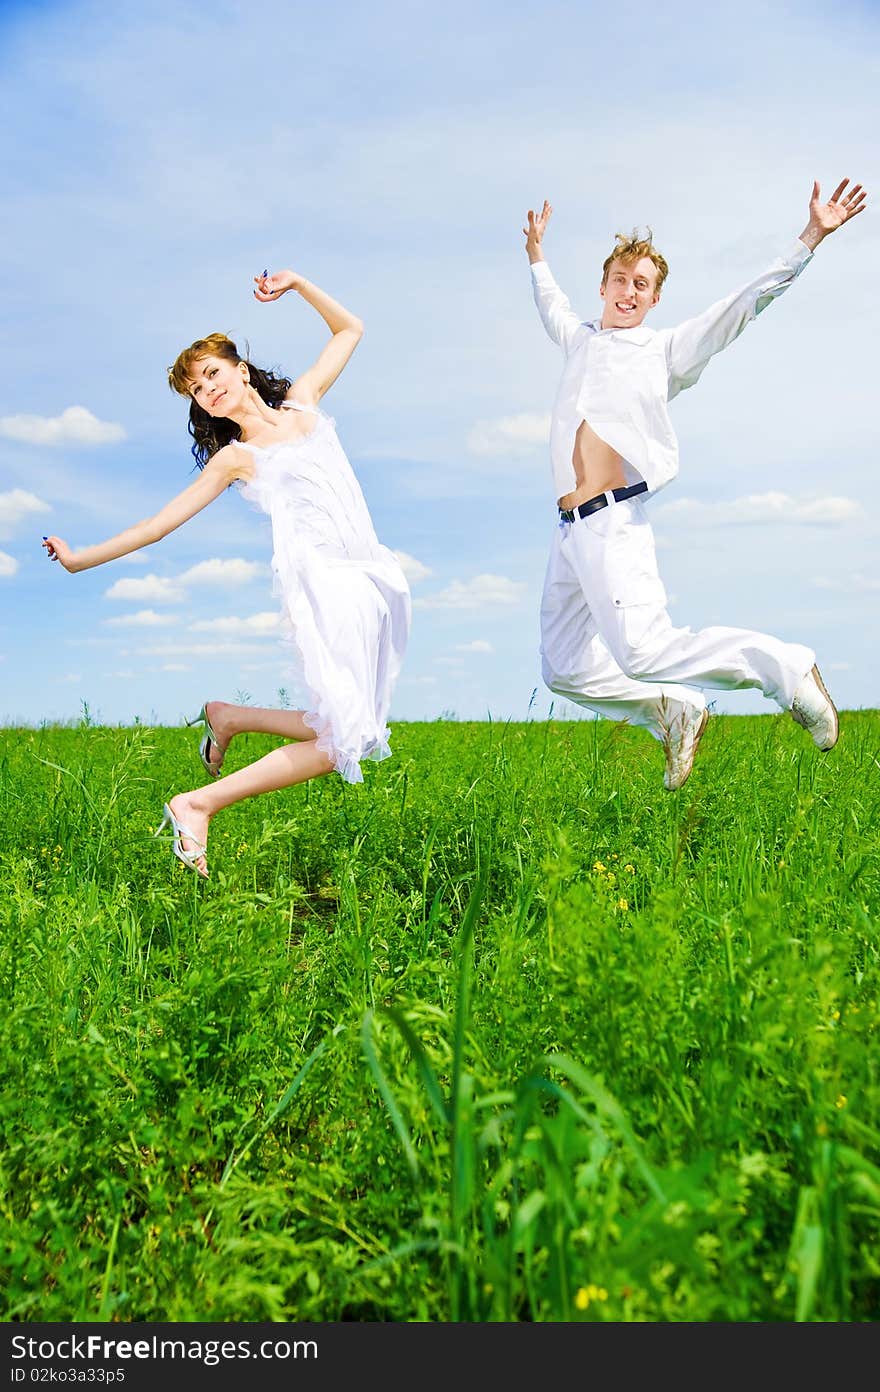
xmin=602 ymin=228 xmax=669 ymax=294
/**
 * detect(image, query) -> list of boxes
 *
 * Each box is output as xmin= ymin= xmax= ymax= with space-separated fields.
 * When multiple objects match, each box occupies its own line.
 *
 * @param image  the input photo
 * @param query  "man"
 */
xmin=524 ymin=178 xmax=866 ymax=790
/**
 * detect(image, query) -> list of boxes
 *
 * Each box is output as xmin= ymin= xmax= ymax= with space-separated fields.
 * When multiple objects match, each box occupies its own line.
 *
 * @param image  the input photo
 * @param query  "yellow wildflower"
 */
xmin=575 ymin=1284 xmax=608 ymax=1310
xmin=835 ymin=1095 xmax=847 ymax=1109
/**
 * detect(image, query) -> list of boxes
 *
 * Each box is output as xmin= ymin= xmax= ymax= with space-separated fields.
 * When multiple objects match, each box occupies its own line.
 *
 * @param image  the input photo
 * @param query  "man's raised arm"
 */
xmin=664 ymin=177 xmax=867 ymax=399
xmin=524 ymin=200 xmax=585 ymax=355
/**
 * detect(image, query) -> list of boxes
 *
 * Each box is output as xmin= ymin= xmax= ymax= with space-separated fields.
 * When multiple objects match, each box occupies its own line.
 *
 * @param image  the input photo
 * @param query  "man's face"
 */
xmin=599 ymin=255 xmax=660 ymax=330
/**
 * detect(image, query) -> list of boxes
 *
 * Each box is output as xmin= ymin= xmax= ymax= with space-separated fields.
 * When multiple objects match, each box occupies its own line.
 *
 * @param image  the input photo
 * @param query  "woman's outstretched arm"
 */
xmin=42 ymin=445 xmax=240 ymax=574
xmin=253 ymin=269 xmax=363 ymax=403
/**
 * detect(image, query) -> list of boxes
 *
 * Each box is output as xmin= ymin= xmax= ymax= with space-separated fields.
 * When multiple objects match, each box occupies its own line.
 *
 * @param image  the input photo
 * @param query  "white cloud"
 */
xmin=180 ymin=558 xmax=266 ymax=586
xmin=0 ymin=406 xmax=126 ymax=447
xmin=403 ymin=675 xmax=438 ymax=685
xmin=104 ymin=575 xmax=185 ymax=603
xmin=812 ymin=574 xmax=880 ymax=593
xmin=393 ymin=550 xmax=432 ymax=583
xmin=467 ymin=413 xmax=551 ymax=457
xmin=0 ymin=489 xmax=51 ymax=539
xmin=143 ymin=640 xmax=282 ymax=657
xmin=415 ymin=574 xmax=527 ymax=610
xmin=433 ymin=656 xmax=464 ymax=667
xmin=103 ymin=609 xmax=178 ymax=627
xmin=456 ymin=639 xmax=494 ymax=653
xmin=188 ymin=611 xmax=280 ymax=635
xmin=104 ymin=559 xmax=265 ymax=604
xmin=0 ymin=551 xmax=18 ymax=577
xmin=160 ymin=662 xmax=191 ymax=672
xmin=654 ymin=493 xmax=863 ymax=528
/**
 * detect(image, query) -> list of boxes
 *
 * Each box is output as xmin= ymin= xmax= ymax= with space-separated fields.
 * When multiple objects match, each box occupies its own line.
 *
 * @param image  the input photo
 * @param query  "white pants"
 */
xmin=539 ymin=497 xmax=814 ymax=742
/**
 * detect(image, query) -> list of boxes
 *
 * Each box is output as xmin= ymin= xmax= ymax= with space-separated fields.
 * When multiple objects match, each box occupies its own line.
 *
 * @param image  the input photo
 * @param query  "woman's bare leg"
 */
xmin=168 ymin=740 xmax=336 ymax=877
xmin=200 ymin=700 xmax=318 ymax=774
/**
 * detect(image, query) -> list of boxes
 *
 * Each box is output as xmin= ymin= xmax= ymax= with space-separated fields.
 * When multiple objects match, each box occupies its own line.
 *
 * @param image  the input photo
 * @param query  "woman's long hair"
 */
xmin=167 ymin=332 xmax=292 ymax=470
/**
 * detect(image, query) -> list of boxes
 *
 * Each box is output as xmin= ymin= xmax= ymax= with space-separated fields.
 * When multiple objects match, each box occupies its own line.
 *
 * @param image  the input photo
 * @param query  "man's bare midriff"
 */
xmin=557 ymin=418 xmax=628 ymax=510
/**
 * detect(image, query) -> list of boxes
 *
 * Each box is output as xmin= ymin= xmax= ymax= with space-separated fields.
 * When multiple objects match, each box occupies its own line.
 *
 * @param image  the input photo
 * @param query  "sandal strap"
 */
xmin=174 ymin=825 xmax=206 ymax=854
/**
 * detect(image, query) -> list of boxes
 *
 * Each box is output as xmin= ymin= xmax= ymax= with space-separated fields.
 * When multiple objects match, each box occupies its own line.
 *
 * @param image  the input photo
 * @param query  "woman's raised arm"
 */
xmin=253 ymin=269 xmax=363 ymax=403
xmin=43 ymin=445 xmax=240 ymax=574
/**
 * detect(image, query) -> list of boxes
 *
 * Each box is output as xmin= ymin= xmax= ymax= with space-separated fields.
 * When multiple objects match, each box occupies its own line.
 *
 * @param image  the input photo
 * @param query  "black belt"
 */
xmin=559 ymin=480 xmax=648 ymax=522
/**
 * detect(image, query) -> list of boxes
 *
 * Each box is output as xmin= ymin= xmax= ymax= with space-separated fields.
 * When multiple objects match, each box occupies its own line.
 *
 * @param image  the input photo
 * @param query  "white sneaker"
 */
xmin=791 ymin=664 xmax=839 ymax=751
xmin=662 ymin=705 xmax=709 ymax=791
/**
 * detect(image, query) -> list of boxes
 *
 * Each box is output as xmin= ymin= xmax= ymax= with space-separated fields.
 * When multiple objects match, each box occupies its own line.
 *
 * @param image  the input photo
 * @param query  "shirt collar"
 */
xmin=588 ymin=318 xmax=655 ymax=345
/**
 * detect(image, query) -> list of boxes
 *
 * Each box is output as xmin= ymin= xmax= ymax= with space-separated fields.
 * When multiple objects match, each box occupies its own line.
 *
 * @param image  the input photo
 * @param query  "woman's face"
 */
xmin=187 ymin=355 xmax=249 ymax=415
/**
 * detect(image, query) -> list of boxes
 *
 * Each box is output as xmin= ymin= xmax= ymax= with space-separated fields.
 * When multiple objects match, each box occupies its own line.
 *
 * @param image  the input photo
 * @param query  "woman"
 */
xmin=43 ymin=269 xmax=412 ymax=878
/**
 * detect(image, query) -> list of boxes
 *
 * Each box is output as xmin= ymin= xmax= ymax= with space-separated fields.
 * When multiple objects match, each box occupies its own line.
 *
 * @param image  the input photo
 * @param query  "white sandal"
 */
xmin=154 ymin=802 xmax=208 ymax=878
xmin=186 ymin=702 xmax=225 ymax=778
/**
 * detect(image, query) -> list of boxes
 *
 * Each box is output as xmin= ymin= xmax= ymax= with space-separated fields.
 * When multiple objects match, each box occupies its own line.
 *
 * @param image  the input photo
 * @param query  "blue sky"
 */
xmin=1 ymin=0 xmax=877 ymax=727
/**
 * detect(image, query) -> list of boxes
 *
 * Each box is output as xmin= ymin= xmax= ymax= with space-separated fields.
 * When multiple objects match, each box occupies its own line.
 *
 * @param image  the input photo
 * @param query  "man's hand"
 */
xmin=523 ymin=200 xmax=552 ymax=263
xmin=800 ymin=177 xmax=867 ymax=250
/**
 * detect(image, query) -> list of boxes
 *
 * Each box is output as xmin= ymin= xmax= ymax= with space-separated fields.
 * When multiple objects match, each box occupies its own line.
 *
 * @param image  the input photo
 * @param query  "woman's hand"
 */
xmin=42 ymin=535 xmax=79 ymax=572
xmin=253 ymin=268 xmax=301 ymax=301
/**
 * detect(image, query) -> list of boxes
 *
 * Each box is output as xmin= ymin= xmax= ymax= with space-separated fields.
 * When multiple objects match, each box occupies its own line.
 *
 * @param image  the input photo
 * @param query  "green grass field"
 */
xmin=1 ymin=709 xmax=878 ymax=1322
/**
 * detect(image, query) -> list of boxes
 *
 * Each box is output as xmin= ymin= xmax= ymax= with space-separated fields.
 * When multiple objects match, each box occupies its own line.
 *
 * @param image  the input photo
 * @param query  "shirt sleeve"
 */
xmin=663 ymin=239 xmax=814 ymax=399
xmin=530 ymin=260 xmax=586 ymax=356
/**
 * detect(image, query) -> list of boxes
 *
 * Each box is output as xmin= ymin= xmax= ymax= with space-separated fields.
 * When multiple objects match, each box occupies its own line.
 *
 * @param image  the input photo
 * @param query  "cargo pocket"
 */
xmin=612 ymin=573 xmax=668 ymax=650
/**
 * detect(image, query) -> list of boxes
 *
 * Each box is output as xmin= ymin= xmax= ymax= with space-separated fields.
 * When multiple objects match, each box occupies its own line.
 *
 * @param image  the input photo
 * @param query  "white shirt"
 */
xmin=531 ymin=238 xmax=813 ymax=501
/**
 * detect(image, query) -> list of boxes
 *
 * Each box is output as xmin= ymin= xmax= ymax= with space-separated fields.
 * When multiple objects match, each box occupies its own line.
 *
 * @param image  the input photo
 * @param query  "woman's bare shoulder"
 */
xmin=285 ymin=379 xmax=319 ymax=407
xmin=208 ymin=440 xmax=253 ymax=483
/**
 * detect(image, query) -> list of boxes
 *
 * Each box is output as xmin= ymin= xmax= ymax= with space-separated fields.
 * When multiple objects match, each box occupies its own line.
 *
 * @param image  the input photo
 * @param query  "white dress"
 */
xmin=233 ymin=400 xmax=411 ymax=784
